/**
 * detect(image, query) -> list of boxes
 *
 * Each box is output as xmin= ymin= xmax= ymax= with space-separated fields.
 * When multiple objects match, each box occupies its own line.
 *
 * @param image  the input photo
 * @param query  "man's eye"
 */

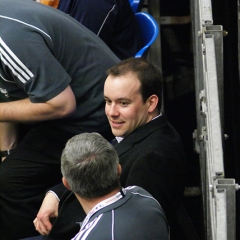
xmin=120 ymin=102 xmax=128 ymax=106
xmin=105 ymin=100 xmax=111 ymax=104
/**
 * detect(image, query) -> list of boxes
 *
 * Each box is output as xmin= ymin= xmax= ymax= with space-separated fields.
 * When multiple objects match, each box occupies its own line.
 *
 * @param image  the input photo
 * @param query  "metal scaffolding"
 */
xmin=191 ymin=0 xmax=238 ymax=239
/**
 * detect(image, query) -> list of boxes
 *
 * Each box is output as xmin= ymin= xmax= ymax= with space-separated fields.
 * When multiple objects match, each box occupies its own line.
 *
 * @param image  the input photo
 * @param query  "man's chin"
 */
xmin=112 ymin=129 xmax=124 ymax=138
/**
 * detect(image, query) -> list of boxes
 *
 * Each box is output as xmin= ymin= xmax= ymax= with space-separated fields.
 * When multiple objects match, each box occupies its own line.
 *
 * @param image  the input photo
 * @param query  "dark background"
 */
xmin=157 ymin=0 xmax=240 ymax=239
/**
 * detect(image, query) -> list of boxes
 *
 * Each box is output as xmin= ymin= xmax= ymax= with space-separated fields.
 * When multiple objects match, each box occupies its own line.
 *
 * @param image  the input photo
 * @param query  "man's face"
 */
xmin=104 ymin=72 xmax=151 ymax=137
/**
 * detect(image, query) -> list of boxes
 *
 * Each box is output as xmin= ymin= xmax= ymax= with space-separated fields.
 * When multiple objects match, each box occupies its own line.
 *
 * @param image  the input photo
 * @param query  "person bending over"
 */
xmin=0 ymin=0 xmax=119 ymax=238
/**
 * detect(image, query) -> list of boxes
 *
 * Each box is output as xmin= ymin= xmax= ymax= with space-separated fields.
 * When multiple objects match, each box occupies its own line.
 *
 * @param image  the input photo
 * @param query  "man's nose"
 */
xmin=107 ymin=104 xmax=119 ymax=116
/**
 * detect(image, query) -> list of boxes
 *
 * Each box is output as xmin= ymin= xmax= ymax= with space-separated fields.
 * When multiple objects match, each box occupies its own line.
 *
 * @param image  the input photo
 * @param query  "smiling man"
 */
xmin=104 ymin=67 xmax=159 ymax=138
xmin=32 ymin=57 xmax=186 ymax=240
xmin=104 ymin=58 xmax=186 ymax=223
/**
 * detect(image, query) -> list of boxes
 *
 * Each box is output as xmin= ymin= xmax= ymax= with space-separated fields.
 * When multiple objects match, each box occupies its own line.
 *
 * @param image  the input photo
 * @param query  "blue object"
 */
xmin=129 ymin=0 xmax=142 ymax=13
xmin=134 ymin=12 xmax=159 ymax=58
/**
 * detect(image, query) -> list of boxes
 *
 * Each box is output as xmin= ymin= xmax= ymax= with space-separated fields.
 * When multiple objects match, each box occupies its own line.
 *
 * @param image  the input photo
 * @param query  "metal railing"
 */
xmin=191 ymin=0 xmax=238 ymax=239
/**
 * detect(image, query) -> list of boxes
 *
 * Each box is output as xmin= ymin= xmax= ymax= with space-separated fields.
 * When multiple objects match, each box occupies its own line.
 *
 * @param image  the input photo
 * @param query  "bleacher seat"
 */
xmin=134 ymin=12 xmax=159 ymax=58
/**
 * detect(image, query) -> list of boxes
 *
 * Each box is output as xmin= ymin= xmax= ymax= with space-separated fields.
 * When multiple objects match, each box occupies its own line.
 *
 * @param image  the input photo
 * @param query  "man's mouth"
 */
xmin=110 ymin=120 xmax=124 ymax=127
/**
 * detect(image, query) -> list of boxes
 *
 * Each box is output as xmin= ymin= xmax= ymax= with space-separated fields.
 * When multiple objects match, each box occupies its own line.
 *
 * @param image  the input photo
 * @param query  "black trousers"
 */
xmin=0 ymin=123 xmax=112 ymax=240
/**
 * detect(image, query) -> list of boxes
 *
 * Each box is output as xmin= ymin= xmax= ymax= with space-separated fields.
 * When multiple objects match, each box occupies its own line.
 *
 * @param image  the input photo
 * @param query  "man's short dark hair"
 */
xmin=107 ymin=57 xmax=163 ymax=110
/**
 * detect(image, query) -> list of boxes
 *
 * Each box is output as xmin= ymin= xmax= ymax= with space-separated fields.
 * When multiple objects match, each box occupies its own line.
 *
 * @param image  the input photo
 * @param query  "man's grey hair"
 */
xmin=61 ymin=132 xmax=120 ymax=198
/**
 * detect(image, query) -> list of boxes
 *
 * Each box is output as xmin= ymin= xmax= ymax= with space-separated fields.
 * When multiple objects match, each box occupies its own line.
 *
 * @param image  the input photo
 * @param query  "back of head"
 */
xmin=61 ymin=132 xmax=120 ymax=198
xmin=107 ymin=57 xmax=163 ymax=111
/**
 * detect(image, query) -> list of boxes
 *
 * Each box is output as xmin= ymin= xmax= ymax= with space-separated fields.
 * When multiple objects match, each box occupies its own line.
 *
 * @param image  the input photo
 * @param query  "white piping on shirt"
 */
xmin=0 ymin=15 xmax=52 ymax=40
xmin=111 ymin=210 xmax=115 ymax=240
xmin=97 ymin=5 xmax=116 ymax=36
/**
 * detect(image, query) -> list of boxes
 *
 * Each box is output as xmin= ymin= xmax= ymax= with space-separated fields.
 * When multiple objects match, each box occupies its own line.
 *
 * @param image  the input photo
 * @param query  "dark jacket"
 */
xmin=115 ymin=114 xmax=186 ymax=221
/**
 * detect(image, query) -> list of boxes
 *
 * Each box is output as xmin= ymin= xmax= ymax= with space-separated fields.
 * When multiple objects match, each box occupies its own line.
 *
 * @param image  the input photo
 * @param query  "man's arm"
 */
xmin=34 ymin=192 xmax=60 ymax=236
xmin=0 ymin=86 xmax=76 ymax=122
xmin=34 ymin=183 xmax=75 ymax=236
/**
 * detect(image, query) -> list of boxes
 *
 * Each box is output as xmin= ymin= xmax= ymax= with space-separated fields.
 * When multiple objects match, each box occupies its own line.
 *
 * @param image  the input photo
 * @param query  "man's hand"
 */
xmin=33 ymin=192 xmax=60 ymax=235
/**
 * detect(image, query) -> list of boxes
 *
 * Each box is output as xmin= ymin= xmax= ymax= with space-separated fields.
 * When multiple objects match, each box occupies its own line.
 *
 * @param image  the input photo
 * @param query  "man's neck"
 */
xmin=148 ymin=111 xmax=161 ymax=122
xmin=76 ymin=188 xmax=120 ymax=214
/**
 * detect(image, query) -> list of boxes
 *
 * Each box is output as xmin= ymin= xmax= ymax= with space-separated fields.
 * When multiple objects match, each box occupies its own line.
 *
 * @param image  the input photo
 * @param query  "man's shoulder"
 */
xmin=127 ymin=116 xmax=179 ymax=144
xmin=116 ymin=115 xmax=184 ymax=159
xmin=126 ymin=186 xmax=157 ymax=200
xmin=124 ymin=186 xmax=166 ymax=219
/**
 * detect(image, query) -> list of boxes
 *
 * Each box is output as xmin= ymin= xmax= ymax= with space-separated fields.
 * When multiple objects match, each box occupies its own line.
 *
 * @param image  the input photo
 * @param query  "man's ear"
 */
xmin=147 ymin=95 xmax=158 ymax=113
xmin=62 ymin=177 xmax=71 ymax=190
xmin=118 ymin=164 xmax=122 ymax=177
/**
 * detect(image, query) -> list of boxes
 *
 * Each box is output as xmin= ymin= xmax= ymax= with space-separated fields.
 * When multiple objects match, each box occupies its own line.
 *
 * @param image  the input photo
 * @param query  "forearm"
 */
xmin=0 ymin=86 xmax=76 ymax=122
xmin=34 ymin=191 xmax=60 ymax=235
xmin=0 ymin=98 xmax=62 ymax=122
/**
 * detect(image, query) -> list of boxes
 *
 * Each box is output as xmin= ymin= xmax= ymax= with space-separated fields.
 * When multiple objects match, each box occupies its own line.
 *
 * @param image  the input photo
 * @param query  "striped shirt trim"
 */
xmin=0 ymin=14 xmax=53 ymax=84
xmin=0 ymin=37 xmax=34 ymax=83
xmin=72 ymin=214 xmax=103 ymax=240
xmin=111 ymin=210 xmax=115 ymax=240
